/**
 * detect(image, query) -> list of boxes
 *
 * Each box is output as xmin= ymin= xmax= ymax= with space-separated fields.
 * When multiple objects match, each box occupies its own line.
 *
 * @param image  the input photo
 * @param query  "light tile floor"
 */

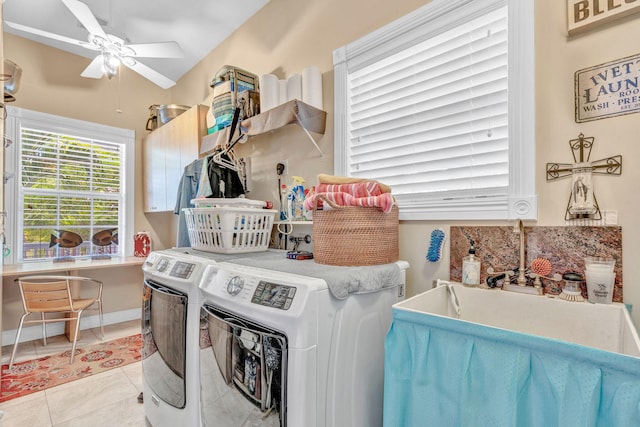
xmin=0 ymin=320 xmax=147 ymax=427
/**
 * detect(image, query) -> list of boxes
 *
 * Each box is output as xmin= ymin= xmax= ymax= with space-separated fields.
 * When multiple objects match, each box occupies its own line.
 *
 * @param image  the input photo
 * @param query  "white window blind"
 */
xmin=334 ymin=0 xmax=536 ymax=220
xmin=20 ymin=128 xmax=122 ymax=260
xmin=5 ymin=107 xmax=135 ymax=262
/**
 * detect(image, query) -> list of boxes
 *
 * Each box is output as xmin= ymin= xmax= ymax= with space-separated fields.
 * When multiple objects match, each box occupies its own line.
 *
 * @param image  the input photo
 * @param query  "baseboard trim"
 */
xmin=2 ymin=308 xmax=141 ymax=345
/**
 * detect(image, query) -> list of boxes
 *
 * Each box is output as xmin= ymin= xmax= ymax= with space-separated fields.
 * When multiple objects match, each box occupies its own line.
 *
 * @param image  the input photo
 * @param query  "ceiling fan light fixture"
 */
xmin=102 ymin=53 xmax=120 ymax=77
xmin=107 ymin=53 xmax=121 ymax=68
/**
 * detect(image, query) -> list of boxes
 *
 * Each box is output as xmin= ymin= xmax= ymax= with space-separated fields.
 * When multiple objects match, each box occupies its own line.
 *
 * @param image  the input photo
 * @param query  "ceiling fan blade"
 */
xmin=124 ymin=60 xmax=176 ymax=89
xmin=81 ymin=55 xmax=106 ymax=79
xmin=126 ymin=42 xmax=184 ymax=59
xmin=4 ymin=21 xmax=96 ymax=49
xmin=61 ymin=0 xmax=107 ymax=39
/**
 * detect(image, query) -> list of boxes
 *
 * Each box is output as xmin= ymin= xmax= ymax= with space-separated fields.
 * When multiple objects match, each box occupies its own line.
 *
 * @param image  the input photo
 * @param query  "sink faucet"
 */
xmin=499 ymin=219 xmax=545 ymax=295
xmin=486 ymin=220 xmax=549 ymax=295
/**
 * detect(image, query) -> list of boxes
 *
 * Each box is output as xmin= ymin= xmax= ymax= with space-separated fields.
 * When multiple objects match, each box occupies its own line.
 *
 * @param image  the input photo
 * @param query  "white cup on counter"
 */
xmin=584 ymin=257 xmax=615 ymax=304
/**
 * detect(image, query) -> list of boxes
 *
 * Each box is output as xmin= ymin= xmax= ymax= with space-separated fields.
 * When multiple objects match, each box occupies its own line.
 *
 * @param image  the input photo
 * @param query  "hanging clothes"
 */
xmin=174 ymin=157 xmax=207 ymax=248
xmin=207 ymin=153 xmax=246 ymax=198
xmin=174 ymin=156 xmax=246 ymax=247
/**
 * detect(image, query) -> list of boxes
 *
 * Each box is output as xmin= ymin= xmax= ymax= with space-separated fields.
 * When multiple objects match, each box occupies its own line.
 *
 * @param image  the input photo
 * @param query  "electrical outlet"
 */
xmin=276 ymin=160 xmax=288 ymax=176
xmin=603 ymin=210 xmax=618 ymax=225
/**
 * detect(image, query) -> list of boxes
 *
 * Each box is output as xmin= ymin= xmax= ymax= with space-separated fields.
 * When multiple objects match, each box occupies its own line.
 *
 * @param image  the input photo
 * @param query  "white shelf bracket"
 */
xmin=294 ymin=111 xmax=324 ymax=157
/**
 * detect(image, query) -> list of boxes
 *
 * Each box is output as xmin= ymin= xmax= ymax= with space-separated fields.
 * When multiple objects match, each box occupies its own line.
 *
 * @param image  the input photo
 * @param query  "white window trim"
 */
xmin=4 ymin=106 xmax=136 ymax=262
xmin=333 ymin=0 xmax=536 ymax=221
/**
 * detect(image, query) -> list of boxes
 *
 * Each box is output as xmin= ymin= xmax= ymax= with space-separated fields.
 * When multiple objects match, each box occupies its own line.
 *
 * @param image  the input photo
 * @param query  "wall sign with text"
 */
xmin=575 ymin=53 xmax=640 ymax=122
xmin=568 ymin=0 xmax=640 ymax=36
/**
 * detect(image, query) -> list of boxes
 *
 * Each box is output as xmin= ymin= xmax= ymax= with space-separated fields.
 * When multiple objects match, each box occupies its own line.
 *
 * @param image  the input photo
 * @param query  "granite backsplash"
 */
xmin=450 ymin=226 xmax=623 ymax=302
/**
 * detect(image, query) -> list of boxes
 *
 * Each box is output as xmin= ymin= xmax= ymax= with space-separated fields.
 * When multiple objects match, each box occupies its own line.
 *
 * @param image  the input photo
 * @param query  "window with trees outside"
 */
xmin=5 ymin=107 xmax=135 ymax=263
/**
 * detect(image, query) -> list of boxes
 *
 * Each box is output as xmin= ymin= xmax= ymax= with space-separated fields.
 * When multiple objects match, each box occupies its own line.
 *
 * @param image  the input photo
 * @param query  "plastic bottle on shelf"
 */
xmin=287 ymin=190 xmax=295 ymax=220
xmin=280 ymin=184 xmax=288 ymax=220
xmin=291 ymin=176 xmax=305 ymax=221
xmin=303 ymin=186 xmax=314 ymax=221
xmin=462 ymin=239 xmax=481 ymax=286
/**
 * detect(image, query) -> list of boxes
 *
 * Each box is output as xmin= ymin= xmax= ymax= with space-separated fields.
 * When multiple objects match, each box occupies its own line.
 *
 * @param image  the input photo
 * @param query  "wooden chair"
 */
xmin=9 ymin=275 xmax=104 ymax=369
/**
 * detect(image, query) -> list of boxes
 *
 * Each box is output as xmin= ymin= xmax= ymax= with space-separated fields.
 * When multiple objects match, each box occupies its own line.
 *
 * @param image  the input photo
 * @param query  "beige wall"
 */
xmin=175 ymin=0 xmax=640 ymax=328
xmin=2 ymin=267 xmax=144 ymax=331
xmin=535 ymin=0 xmax=640 ymax=328
xmin=2 ymin=33 xmax=176 ymax=248
xmin=3 ymin=0 xmax=640 ymax=331
xmin=1 ymin=34 xmax=162 ymax=329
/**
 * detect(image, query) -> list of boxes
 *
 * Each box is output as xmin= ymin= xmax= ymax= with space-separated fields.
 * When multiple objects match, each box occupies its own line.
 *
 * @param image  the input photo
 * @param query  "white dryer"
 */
xmin=197 ymin=259 xmax=409 ymax=427
xmin=141 ymin=248 xmax=220 ymax=427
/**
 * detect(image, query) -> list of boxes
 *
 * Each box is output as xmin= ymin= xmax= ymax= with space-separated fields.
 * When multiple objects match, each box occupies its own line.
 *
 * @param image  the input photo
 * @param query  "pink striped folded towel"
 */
xmin=303 ymin=191 xmax=395 ymax=213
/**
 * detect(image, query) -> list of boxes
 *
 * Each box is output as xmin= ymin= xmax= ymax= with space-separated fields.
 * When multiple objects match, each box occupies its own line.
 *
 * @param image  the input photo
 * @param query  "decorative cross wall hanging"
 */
xmin=546 ymin=133 xmax=622 ymax=221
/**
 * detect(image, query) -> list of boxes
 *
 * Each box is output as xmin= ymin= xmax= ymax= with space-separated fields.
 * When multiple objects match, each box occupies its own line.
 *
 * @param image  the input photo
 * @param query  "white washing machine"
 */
xmin=197 ymin=259 xmax=409 ymax=427
xmin=141 ymin=248 xmax=222 ymax=427
xmin=141 ymin=248 xmax=287 ymax=426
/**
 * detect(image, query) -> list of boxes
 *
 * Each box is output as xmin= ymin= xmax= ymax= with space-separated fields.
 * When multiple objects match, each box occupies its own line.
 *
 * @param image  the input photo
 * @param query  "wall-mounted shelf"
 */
xmin=274 ymin=221 xmax=313 ymax=225
xmin=200 ymin=99 xmax=327 ymax=158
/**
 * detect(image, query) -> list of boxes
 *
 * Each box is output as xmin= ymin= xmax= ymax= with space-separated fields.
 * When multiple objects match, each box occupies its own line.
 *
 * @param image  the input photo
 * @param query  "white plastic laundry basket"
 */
xmin=191 ymin=198 xmax=267 ymax=209
xmin=184 ymin=207 xmax=277 ymax=253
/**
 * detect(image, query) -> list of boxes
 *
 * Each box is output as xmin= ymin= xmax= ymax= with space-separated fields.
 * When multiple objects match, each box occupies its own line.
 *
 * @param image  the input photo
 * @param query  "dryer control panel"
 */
xmin=222 ymin=274 xmax=296 ymax=310
xmin=143 ymin=252 xmax=197 ymax=281
xmin=251 ymin=281 xmax=297 ymax=310
xmin=155 ymin=257 xmax=196 ymax=279
xmin=201 ymin=265 xmax=307 ymax=312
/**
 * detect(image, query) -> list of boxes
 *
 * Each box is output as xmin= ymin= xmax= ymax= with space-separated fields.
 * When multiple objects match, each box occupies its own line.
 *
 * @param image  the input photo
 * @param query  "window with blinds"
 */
xmin=20 ymin=128 xmax=122 ymax=260
xmin=333 ymin=0 xmax=536 ymax=220
xmin=5 ymin=107 xmax=135 ymax=263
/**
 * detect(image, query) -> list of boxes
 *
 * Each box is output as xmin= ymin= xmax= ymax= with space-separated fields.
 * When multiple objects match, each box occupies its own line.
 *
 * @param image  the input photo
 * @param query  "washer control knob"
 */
xmin=227 ymin=276 xmax=244 ymax=296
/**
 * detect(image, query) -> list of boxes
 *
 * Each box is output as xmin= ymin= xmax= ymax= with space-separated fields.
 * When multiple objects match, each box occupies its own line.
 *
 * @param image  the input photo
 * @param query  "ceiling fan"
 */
xmin=4 ymin=0 xmax=184 ymax=89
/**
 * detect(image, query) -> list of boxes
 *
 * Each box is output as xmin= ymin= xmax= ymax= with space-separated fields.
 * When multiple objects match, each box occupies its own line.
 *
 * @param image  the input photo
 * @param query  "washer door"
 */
xmin=200 ymin=303 xmax=288 ymax=426
xmin=142 ymin=280 xmax=187 ymax=409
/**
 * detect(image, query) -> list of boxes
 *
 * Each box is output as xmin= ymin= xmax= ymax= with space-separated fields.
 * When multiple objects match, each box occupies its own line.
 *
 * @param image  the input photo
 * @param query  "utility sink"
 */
xmin=401 ymin=281 xmax=640 ymax=356
xmin=383 ymin=281 xmax=640 ymax=427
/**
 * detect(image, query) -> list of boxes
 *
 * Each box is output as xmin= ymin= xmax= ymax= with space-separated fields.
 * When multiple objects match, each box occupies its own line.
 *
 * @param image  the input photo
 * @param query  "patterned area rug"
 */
xmin=0 ymin=334 xmax=142 ymax=403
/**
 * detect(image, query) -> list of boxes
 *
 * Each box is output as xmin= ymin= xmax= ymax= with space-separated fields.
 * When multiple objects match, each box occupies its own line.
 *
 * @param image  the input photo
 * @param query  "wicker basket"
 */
xmin=312 ymin=196 xmax=399 ymax=266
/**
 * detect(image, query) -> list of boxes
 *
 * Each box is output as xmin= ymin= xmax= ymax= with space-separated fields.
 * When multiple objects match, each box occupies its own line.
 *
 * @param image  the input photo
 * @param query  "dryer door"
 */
xmin=142 ymin=280 xmax=187 ymax=409
xmin=200 ymin=303 xmax=288 ymax=426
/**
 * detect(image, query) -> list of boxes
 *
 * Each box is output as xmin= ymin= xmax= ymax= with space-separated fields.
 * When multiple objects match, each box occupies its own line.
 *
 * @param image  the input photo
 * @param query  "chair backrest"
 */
xmin=18 ymin=277 xmax=73 ymax=313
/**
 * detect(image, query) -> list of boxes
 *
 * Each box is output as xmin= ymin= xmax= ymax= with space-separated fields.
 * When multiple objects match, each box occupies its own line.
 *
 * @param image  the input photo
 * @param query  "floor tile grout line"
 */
xmin=45 ymin=368 xmax=141 ymax=425
xmin=44 ymin=388 xmax=55 ymax=427
xmin=48 ymin=391 xmax=144 ymax=427
xmin=1 ymin=340 xmax=38 ymax=365
xmin=121 ymin=364 xmax=139 ymax=390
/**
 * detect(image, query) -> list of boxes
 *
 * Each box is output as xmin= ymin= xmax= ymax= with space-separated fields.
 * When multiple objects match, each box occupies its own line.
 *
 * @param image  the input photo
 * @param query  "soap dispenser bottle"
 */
xmin=462 ymin=239 xmax=481 ymax=286
xmin=291 ymin=176 xmax=306 ymax=221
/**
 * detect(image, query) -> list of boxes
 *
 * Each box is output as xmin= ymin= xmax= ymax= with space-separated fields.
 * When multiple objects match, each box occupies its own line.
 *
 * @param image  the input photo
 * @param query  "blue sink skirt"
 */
xmin=384 ymin=307 xmax=640 ymax=427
